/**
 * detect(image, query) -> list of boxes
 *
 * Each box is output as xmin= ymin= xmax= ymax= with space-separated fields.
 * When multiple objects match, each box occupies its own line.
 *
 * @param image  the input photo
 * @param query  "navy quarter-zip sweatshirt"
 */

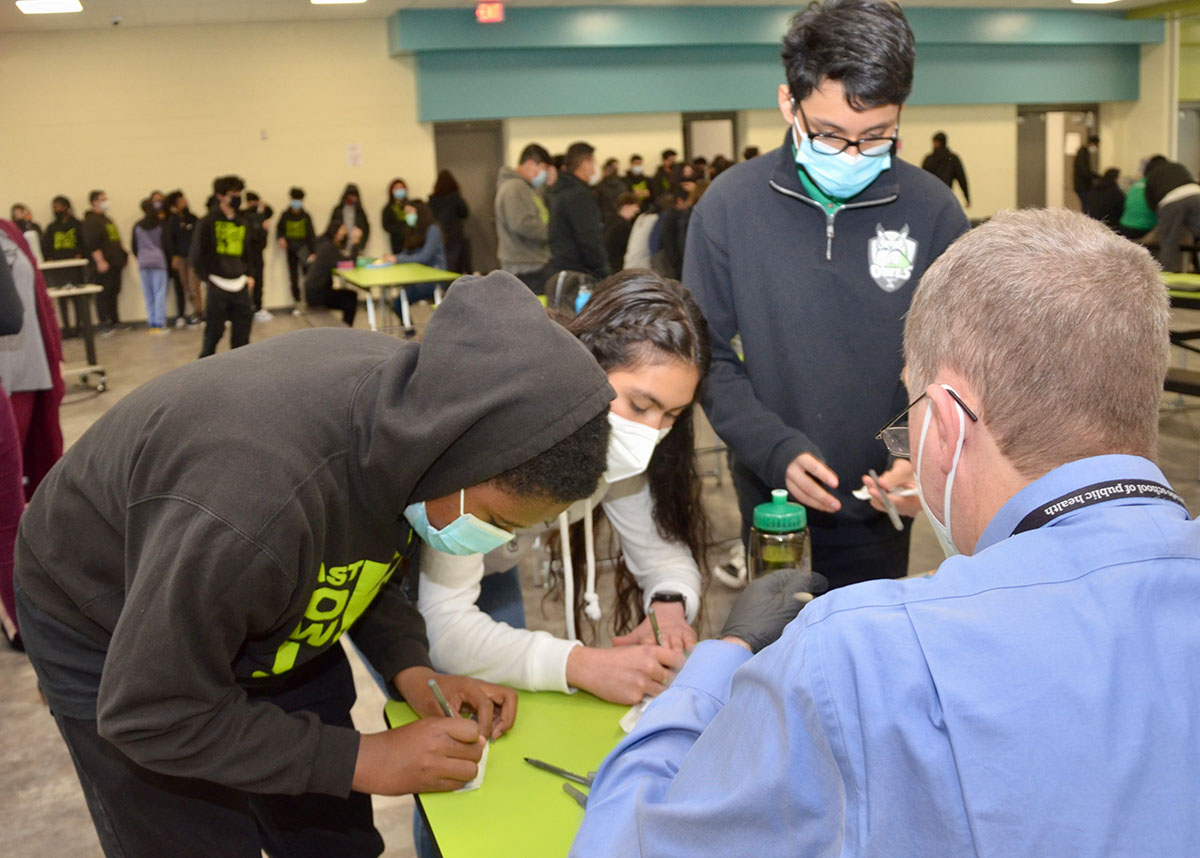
xmin=685 ymin=131 xmax=968 ymax=544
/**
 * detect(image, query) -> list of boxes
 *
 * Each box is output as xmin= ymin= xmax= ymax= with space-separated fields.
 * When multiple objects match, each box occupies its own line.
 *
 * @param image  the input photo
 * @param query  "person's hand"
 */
xmin=395 ymin=666 xmax=517 ymax=740
xmin=351 ymin=227 xmax=364 ymax=245
xmin=785 ymin=453 xmax=840 ymax=513
xmin=96 ymin=258 xmax=109 ymax=274
xmin=720 ymin=568 xmax=829 ymax=653
xmin=352 ymin=717 xmax=483 ymax=795
xmin=565 ymin=644 xmax=685 ymax=705
xmin=307 ymin=253 xmax=316 ymax=264
xmin=277 ymin=237 xmax=287 ymax=249
xmin=611 ymin=600 xmax=695 ymax=652
xmin=246 ymin=277 xmax=255 ymax=289
xmin=862 ymin=459 xmax=921 ymax=518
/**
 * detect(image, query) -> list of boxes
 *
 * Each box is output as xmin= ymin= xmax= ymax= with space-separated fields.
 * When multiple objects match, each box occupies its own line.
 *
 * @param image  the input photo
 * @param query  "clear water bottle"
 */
xmin=748 ymin=489 xmax=811 ymax=580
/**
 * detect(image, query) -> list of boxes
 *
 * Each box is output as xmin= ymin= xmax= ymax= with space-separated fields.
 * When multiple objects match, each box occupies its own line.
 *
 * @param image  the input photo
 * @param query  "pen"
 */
xmin=867 ymin=468 xmax=904 ymax=532
xmin=648 ymin=607 xmax=662 ymax=647
xmin=428 ymin=678 xmax=457 ymax=718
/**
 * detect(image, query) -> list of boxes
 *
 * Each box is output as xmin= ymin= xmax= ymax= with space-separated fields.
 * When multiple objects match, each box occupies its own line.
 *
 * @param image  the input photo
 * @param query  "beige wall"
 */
xmin=0 ymin=19 xmax=434 ymax=321
xmin=1100 ymin=38 xmax=1177 ymax=180
xmin=739 ymin=104 xmax=1018 ymax=216
xmin=503 ymin=112 xmax=684 ymax=178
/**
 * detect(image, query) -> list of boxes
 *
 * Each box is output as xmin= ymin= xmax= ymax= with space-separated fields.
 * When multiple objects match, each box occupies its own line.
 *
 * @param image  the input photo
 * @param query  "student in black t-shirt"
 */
xmin=277 ymin=187 xmax=317 ymax=313
xmin=41 ymin=195 xmax=85 ymax=334
xmin=81 ymin=190 xmax=129 ymax=330
xmin=242 ymin=192 xmax=273 ymax=322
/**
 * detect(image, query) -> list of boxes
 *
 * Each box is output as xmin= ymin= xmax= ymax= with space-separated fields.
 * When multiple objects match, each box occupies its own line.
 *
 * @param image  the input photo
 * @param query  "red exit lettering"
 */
xmin=476 ymin=2 xmax=504 ymax=24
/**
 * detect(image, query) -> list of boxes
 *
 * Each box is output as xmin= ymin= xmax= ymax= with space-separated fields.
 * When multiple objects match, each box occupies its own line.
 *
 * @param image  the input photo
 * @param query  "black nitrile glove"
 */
xmin=720 ymin=568 xmax=829 ymax=653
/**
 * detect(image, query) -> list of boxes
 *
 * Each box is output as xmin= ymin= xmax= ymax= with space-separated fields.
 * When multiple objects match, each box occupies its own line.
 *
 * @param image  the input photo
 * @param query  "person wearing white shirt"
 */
xmin=418 ymin=270 xmax=711 ymax=705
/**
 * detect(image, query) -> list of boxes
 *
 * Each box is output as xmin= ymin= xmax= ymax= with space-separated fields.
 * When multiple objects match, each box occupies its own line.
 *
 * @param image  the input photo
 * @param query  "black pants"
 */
xmin=324 ymin=289 xmax=358 ymax=327
xmin=51 ymin=648 xmax=383 ymax=858
xmin=169 ymin=263 xmax=187 ymax=321
xmin=199 ymin=283 xmax=253 ymax=358
xmin=90 ymin=263 xmax=123 ymax=325
xmin=1157 ymin=195 xmax=1200 ymax=273
xmin=285 ymin=247 xmax=308 ymax=304
xmin=506 ymin=266 xmax=549 ymax=295
xmin=731 ymin=457 xmax=910 ymax=590
xmin=248 ymin=252 xmax=266 ymax=311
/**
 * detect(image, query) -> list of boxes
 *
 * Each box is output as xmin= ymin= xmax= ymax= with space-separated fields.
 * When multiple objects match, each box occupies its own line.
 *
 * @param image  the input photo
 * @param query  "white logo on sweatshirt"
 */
xmin=868 ymin=224 xmax=917 ymax=293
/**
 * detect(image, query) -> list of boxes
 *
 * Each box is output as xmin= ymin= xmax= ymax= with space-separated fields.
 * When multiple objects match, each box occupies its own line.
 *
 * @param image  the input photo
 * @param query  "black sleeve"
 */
xmin=130 ymin=228 xmax=140 ymax=258
xmin=457 ymin=195 xmax=469 ymax=219
xmin=0 ymin=254 xmax=24 ymax=336
xmin=954 ymin=156 xmax=970 ymax=204
xmin=81 ymin=217 xmax=103 ymax=254
xmin=189 ymin=217 xmax=211 ymax=282
xmin=356 ymin=206 xmax=370 ymax=247
xmin=348 ymin=570 xmax=433 ymax=696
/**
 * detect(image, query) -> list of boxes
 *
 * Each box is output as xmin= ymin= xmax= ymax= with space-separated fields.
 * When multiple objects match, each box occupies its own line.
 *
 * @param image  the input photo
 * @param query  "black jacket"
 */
xmin=42 ymin=215 xmax=84 ymax=260
xmin=1145 ymin=160 xmax=1196 ymax=210
xmin=277 ymin=209 xmax=317 ymax=251
xmin=548 ymin=173 xmax=610 ymax=280
xmin=81 ymin=211 xmax=127 ymax=268
xmin=163 ymin=210 xmax=197 ymax=260
xmin=14 ymin=271 xmax=613 ymax=798
xmin=921 ymin=148 xmax=970 ymax=205
xmin=1082 ymin=181 xmax=1125 ymax=228
xmin=429 ymin=193 xmax=469 ymax=249
xmin=1074 ymin=145 xmax=1099 ymax=196
xmin=327 ymin=183 xmax=369 ymax=255
xmin=685 ymin=132 xmax=968 ymax=543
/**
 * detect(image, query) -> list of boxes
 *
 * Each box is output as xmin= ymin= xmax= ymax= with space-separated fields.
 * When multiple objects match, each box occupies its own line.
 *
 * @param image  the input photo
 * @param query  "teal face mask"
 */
xmin=393 ymin=187 xmax=407 ymax=201
xmin=289 ymin=200 xmax=303 ymax=211
xmin=792 ymin=119 xmax=891 ymax=200
xmin=404 ymin=489 xmax=515 ymax=556
xmin=404 ymin=212 xmax=418 ymax=227
xmin=531 ymin=169 xmax=548 ymax=189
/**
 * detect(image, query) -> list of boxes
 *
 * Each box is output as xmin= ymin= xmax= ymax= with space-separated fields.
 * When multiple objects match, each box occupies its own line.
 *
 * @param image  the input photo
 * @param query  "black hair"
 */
xmin=432 ymin=170 xmax=460 ymax=197
xmin=630 ymin=153 xmax=643 ymax=162
xmin=555 ymin=270 xmax=712 ymax=640
xmin=490 ymin=409 xmax=610 ymax=504
xmin=616 ymin=192 xmax=640 ymax=209
xmin=89 ymin=190 xmax=104 ymax=203
xmin=552 ymin=153 xmax=566 ymax=171
xmin=387 ymin=177 xmax=407 ymax=198
xmin=52 ymin=195 xmax=71 ymax=210
xmin=743 ymin=146 xmax=760 ymax=160
xmin=290 ymin=186 xmax=305 ymax=200
xmin=661 ymin=148 xmax=677 ymax=161
xmin=213 ymin=175 xmax=244 ymax=196
xmin=138 ymin=198 xmax=158 ymax=231
xmin=1145 ymin=154 xmax=1168 ymax=176
xmin=163 ymin=190 xmax=185 ymax=212
xmin=245 ymin=191 xmax=260 ymax=204
xmin=933 ymin=131 xmax=947 ymax=145
xmin=1088 ymin=135 xmax=1100 ymax=145
xmin=781 ymin=0 xmax=914 ymax=109
xmin=402 ymin=199 xmax=437 ymax=252
xmin=519 ymin=143 xmax=551 ymax=165
xmin=564 ymin=141 xmax=595 ymax=174
xmin=149 ymin=189 xmax=164 ymax=199
xmin=10 ymin=204 xmax=27 ymax=218
xmin=603 ymin=157 xmax=619 ymax=170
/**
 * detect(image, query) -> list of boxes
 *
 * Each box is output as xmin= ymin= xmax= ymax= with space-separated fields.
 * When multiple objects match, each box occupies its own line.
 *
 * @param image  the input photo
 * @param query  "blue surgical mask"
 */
xmin=289 ymin=200 xmax=303 ymax=211
xmin=531 ymin=169 xmax=548 ymax=189
xmin=404 ymin=489 xmax=515 ymax=556
xmin=393 ymin=187 xmax=407 ymax=201
xmin=792 ymin=118 xmax=891 ymax=200
xmin=404 ymin=212 xmax=418 ymax=227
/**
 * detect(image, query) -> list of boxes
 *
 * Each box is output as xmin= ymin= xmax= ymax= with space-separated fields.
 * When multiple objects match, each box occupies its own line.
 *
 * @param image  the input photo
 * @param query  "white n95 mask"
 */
xmin=604 ymin=412 xmax=671 ymax=483
xmin=914 ymin=385 xmax=966 ymax=558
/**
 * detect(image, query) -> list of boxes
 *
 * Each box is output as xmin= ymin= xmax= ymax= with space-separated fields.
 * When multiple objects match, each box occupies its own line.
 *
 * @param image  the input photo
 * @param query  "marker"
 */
xmin=428 ymin=678 xmax=457 ymax=718
xmin=648 ymin=607 xmax=662 ymax=647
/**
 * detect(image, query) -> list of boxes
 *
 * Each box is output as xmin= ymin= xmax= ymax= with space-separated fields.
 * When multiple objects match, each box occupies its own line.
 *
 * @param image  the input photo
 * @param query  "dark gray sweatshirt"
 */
xmin=15 ymin=271 xmax=613 ymax=797
xmin=685 ymin=132 xmax=968 ymax=545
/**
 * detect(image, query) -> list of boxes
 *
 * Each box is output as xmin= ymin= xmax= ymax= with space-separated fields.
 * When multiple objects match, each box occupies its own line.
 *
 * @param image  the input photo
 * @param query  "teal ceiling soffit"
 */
xmin=389 ymin=6 xmax=1163 ymax=54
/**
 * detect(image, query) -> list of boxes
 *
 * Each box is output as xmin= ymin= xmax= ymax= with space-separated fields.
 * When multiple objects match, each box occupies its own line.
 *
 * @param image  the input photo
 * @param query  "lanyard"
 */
xmin=1012 ymin=479 xmax=1189 ymax=536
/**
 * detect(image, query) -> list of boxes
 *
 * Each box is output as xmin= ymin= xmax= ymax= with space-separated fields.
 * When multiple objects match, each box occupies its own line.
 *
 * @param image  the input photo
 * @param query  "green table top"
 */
xmin=384 ymin=690 xmax=627 ymax=858
xmin=334 ymin=263 xmax=458 ymax=288
xmin=1162 ymin=272 xmax=1200 ymax=291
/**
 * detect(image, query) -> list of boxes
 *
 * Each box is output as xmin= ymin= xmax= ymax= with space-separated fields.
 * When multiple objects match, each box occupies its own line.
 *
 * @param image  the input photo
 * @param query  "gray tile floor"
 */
xmin=5 ymin=300 xmax=1200 ymax=857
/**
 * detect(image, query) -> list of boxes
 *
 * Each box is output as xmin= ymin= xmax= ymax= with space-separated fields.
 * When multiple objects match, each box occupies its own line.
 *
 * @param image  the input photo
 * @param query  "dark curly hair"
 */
xmin=491 ymin=409 xmax=611 ymax=504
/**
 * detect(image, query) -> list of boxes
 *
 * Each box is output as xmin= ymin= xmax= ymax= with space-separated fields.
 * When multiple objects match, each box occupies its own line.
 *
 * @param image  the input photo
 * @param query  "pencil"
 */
xmin=428 ymin=678 xmax=456 ymax=718
xmin=648 ymin=607 xmax=662 ymax=647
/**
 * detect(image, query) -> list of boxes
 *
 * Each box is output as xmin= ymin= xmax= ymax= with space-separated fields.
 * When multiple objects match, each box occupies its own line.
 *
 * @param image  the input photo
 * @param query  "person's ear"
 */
xmin=777 ymin=84 xmax=796 ymax=125
xmin=925 ymin=384 xmax=970 ymax=477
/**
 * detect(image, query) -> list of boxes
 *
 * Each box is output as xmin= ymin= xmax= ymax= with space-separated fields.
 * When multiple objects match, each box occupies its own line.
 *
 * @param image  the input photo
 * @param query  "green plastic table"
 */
xmin=383 ymin=690 xmax=627 ymax=857
xmin=332 ymin=263 xmax=459 ymax=333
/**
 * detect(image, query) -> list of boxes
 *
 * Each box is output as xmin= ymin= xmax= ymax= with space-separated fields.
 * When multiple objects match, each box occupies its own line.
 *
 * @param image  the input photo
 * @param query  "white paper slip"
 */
xmin=619 ymin=697 xmax=652 ymax=734
xmin=456 ymin=740 xmax=489 ymax=792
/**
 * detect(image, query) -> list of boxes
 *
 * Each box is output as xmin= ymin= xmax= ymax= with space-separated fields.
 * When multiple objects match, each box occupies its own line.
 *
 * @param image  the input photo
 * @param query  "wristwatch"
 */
xmin=649 ymin=591 xmax=685 ymax=605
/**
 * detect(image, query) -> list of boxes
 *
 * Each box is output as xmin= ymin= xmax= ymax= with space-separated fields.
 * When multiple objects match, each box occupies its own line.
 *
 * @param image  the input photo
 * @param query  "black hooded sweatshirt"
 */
xmin=15 ymin=271 xmax=613 ymax=798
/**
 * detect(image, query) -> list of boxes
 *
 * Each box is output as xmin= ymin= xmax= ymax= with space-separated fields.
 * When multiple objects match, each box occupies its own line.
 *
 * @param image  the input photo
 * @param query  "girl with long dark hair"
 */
xmin=418 ymin=269 xmax=710 ymax=704
xmin=429 ymin=170 xmax=470 ymax=273
xmin=381 ymin=177 xmax=409 ymax=254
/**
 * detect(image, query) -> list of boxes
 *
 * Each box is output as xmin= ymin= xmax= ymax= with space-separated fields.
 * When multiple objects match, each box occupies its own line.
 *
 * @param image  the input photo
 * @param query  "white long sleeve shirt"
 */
xmin=418 ymin=474 xmax=701 ymax=693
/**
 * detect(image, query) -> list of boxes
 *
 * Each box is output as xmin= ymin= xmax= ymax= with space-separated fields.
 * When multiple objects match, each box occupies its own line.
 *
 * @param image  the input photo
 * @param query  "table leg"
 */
xmin=400 ymin=287 xmax=412 ymax=332
xmin=77 ymin=294 xmax=97 ymax=366
xmin=363 ymin=287 xmax=378 ymax=332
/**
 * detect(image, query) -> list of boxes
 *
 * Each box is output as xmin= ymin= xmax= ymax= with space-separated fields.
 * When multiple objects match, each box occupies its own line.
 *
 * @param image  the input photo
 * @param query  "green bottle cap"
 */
xmin=753 ymin=489 xmax=807 ymax=533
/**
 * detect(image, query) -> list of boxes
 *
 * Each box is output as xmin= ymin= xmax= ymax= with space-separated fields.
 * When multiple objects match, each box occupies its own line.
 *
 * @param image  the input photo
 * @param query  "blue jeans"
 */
xmin=413 ymin=566 xmax=525 ymax=858
xmin=140 ymin=267 xmax=168 ymax=328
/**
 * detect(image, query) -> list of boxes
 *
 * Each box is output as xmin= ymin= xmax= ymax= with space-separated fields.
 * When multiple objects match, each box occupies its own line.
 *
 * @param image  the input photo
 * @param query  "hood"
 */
xmin=497 ymin=166 xmax=526 ymax=186
xmin=350 ymin=269 xmax=614 ymax=517
xmin=341 ymin=183 xmax=362 ymax=203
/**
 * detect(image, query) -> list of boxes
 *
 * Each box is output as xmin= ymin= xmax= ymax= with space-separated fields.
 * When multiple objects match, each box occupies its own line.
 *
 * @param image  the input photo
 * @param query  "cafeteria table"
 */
xmin=332 ymin=263 xmax=459 ymax=335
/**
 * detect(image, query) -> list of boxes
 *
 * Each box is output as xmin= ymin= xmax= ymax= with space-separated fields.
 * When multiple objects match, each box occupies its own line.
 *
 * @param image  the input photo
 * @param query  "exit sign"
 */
xmin=476 ymin=2 xmax=504 ymax=23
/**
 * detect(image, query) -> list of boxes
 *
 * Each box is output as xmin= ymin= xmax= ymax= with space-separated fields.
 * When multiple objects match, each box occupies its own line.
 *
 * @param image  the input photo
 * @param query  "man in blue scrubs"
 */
xmin=572 ymin=208 xmax=1200 ymax=857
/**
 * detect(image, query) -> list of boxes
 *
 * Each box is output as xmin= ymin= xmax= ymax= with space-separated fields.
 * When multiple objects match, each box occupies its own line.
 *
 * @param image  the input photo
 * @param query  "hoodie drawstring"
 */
xmin=559 ymin=497 xmax=600 ymax=641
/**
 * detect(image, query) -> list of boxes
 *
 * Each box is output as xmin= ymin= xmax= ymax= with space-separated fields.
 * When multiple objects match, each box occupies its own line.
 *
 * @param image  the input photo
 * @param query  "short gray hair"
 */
xmin=904 ymin=208 xmax=1169 ymax=479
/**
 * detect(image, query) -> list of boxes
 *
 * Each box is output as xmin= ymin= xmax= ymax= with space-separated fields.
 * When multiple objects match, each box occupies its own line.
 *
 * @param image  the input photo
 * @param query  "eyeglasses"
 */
xmin=875 ymin=389 xmax=979 ymax=459
xmin=795 ymin=103 xmax=899 ymax=158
